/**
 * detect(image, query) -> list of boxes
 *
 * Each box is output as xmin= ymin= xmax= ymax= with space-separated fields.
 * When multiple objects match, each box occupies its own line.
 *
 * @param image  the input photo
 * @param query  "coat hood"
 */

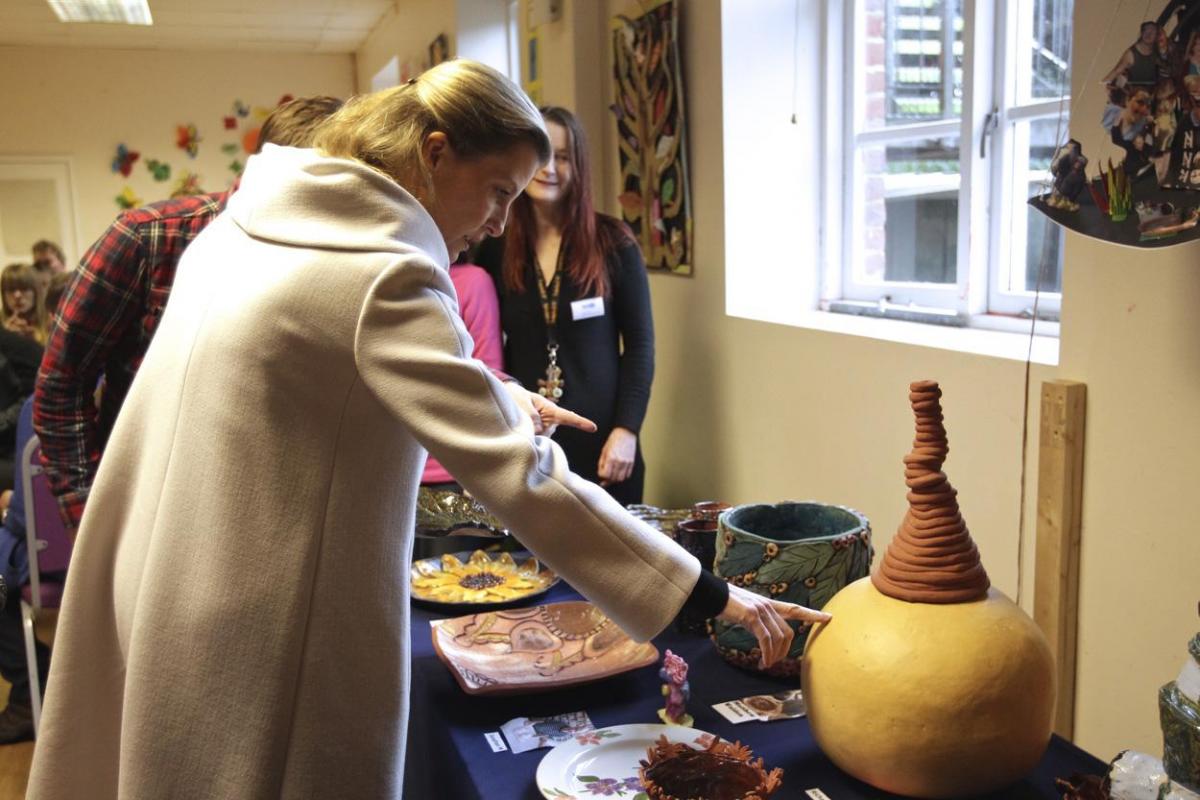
xmin=227 ymin=144 xmax=449 ymax=268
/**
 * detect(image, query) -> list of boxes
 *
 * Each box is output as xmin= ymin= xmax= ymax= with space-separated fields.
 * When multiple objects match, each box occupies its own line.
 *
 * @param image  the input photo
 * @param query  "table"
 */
xmin=404 ymin=582 xmax=1105 ymax=799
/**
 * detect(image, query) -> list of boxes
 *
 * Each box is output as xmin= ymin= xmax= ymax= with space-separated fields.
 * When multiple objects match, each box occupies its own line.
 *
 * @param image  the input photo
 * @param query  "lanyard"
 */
xmin=534 ymin=246 xmax=566 ymax=400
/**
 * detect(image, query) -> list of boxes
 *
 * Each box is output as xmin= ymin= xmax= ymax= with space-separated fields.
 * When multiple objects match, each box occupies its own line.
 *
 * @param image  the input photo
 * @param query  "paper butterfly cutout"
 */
xmin=242 ymin=127 xmax=261 ymax=155
xmin=115 ymin=186 xmax=142 ymax=210
xmin=223 ymin=116 xmax=237 ymax=130
xmin=228 ymin=159 xmax=244 ymax=176
xmin=277 ymin=93 xmax=294 ymax=106
xmin=221 ymin=143 xmax=239 ymax=156
xmin=170 ymin=171 xmax=203 ymax=199
xmin=111 ymin=144 xmax=140 ymax=177
xmin=233 ymin=100 xmax=250 ymax=118
xmin=146 ymin=159 xmax=171 ymax=181
xmin=176 ymin=124 xmax=201 ymax=158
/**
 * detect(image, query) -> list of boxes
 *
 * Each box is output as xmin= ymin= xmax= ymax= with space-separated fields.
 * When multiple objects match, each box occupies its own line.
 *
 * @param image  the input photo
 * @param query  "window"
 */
xmin=829 ymin=0 xmax=1072 ymax=324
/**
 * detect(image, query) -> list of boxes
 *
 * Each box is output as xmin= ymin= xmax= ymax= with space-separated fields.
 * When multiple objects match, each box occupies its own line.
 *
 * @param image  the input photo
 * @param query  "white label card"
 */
xmin=806 ymin=789 xmax=832 ymax=800
xmin=484 ymin=731 xmax=508 ymax=752
xmin=570 ymin=296 xmax=605 ymax=320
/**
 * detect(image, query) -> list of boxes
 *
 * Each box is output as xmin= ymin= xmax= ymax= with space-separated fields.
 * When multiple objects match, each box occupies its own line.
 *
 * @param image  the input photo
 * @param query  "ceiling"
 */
xmin=0 ymin=0 xmax=394 ymax=54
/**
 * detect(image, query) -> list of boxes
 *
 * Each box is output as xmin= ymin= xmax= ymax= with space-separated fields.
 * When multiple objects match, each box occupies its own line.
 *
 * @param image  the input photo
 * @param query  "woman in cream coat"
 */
xmin=27 ymin=61 xmax=826 ymax=799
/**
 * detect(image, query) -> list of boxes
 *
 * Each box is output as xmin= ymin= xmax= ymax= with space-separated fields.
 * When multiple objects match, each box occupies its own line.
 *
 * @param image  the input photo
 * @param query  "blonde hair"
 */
xmin=1 ymin=262 xmax=48 ymax=343
xmin=314 ymin=59 xmax=550 ymax=192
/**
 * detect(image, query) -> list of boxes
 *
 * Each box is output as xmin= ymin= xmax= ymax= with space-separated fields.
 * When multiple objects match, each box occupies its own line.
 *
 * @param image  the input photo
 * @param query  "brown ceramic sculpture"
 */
xmin=638 ymin=735 xmax=782 ymax=800
xmin=802 ymin=380 xmax=1056 ymax=799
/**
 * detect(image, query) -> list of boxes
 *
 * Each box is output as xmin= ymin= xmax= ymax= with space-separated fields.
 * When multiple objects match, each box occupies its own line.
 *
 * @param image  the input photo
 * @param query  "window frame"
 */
xmin=827 ymin=0 xmax=1068 ymax=322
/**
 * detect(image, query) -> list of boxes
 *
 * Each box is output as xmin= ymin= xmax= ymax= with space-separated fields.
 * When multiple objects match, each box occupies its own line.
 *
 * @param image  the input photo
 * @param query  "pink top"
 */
xmin=421 ymin=264 xmax=504 ymax=485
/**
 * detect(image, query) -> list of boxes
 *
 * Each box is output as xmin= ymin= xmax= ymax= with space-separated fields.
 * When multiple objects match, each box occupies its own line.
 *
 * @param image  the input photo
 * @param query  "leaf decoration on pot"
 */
xmin=716 ymin=539 xmax=764 ymax=579
xmin=755 ymin=544 xmax=835 ymax=587
xmin=713 ymin=621 xmax=759 ymax=651
xmin=807 ymin=548 xmax=851 ymax=610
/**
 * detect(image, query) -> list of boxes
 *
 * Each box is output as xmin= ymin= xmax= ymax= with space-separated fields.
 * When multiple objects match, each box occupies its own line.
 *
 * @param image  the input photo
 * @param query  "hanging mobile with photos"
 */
xmin=1030 ymin=0 xmax=1200 ymax=248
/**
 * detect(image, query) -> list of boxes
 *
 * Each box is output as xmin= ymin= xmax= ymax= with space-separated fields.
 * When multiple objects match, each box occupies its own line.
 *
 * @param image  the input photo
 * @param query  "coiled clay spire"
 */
xmin=871 ymin=380 xmax=990 ymax=604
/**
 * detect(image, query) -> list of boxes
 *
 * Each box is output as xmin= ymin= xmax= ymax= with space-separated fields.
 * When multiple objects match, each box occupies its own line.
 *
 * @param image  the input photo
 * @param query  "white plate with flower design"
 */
xmin=537 ymin=723 xmax=720 ymax=799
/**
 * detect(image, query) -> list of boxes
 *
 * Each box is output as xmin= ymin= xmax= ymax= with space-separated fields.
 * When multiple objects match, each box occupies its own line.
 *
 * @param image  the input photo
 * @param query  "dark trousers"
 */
xmin=0 ymin=593 xmax=49 ymax=709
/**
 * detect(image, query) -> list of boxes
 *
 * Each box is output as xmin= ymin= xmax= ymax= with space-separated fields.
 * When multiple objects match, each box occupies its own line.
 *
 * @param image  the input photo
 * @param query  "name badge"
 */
xmin=570 ymin=297 xmax=605 ymax=320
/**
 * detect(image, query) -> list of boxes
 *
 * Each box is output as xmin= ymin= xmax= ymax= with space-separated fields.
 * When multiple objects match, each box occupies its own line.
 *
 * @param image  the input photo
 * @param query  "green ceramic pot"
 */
xmin=710 ymin=501 xmax=872 ymax=677
xmin=1159 ymin=633 xmax=1200 ymax=792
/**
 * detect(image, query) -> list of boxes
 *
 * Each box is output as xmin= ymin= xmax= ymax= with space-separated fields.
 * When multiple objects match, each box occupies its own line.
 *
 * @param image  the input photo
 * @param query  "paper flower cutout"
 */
xmin=277 ymin=93 xmax=294 ymax=106
xmin=115 ymin=186 xmax=142 ymax=209
xmin=252 ymin=106 xmax=271 ymax=121
xmin=111 ymin=144 xmax=140 ymax=177
xmin=223 ymin=116 xmax=237 ymax=130
xmin=228 ymin=159 xmax=244 ymax=176
xmin=146 ymin=159 xmax=171 ymax=181
xmin=241 ymin=127 xmax=261 ymax=155
xmin=233 ymin=99 xmax=250 ymax=118
xmin=220 ymin=143 xmax=239 ymax=156
xmin=170 ymin=171 xmax=203 ymax=198
xmin=175 ymin=124 xmax=201 ymax=158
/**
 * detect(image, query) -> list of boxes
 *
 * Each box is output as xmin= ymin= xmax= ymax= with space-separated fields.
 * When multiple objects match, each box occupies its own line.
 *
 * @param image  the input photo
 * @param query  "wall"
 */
xmin=355 ymin=0 xmax=458 ymax=92
xmin=0 ymin=45 xmax=354 ymax=259
xmin=1057 ymin=0 xmax=1200 ymax=763
xmin=536 ymin=0 xmax=1198 ymax=761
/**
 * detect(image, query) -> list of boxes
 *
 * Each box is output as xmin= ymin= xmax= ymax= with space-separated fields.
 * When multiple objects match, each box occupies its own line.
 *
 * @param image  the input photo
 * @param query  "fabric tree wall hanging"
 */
xmin=612 ymin=0 xmax=693 ymax=275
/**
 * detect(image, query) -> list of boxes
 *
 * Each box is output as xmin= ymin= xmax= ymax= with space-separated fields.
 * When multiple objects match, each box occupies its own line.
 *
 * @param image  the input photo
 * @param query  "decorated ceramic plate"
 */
xmin=411 ymin=549 xmax=559 ymax=608
xmin=536 ymin=724 xmax=721 ymax=799
xmin=430 ymin=601 xmax=659 ymax=696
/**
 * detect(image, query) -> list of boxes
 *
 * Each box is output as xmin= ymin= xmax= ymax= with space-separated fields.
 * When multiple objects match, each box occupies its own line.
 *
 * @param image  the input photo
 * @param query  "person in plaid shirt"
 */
xmin=33 ymin=95 xmax=343 ymax=539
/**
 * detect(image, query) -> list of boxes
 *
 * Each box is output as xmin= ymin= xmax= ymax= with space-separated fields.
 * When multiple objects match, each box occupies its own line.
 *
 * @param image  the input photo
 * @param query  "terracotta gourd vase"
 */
xmin=801 ymin=380 xmax=1056 ymax=799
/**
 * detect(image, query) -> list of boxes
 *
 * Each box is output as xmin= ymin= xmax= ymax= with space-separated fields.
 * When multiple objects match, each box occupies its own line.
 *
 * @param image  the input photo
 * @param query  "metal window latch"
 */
xmin=980 ymin=106 xmax=999 ymax=158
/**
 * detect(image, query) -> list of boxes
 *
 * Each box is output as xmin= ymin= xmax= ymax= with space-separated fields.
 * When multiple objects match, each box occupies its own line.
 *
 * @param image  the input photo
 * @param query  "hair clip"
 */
xmin=406 ymin=78 xmax=418 ymax=86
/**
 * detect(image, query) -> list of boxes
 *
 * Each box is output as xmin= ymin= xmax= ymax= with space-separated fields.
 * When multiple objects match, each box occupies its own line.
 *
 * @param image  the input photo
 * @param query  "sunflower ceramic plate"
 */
xmin=536 ymin=724 xmax=722 ymax=799
xmin=410 ymin=549 xmax=559 ymax=608
xmin=430 ymin=601 xmax=659 ymax=696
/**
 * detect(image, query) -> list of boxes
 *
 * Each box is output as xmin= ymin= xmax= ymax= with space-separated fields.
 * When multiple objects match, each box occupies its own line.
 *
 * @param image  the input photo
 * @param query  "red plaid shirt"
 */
xmin=33 ymin=191 xmax=228 ymax=534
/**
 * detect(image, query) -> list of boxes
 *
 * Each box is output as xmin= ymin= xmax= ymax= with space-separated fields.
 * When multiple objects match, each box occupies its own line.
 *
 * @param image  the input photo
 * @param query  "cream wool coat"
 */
xmin=27 ymin=145 xmax=700 ymax=799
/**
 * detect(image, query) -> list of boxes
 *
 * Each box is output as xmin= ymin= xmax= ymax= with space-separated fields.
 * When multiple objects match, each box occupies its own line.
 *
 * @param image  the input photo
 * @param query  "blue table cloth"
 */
xmin=404 ymin=582 xmax=1105 ymax=799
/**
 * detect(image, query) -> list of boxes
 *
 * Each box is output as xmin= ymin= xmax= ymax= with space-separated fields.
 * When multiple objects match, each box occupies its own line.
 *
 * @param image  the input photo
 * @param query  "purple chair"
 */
xmin=20 ymin=435 xmax=71 ymax=734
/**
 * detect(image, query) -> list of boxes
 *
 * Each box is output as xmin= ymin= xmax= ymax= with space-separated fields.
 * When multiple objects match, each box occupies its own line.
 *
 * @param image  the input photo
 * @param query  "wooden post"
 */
xmin=1034 ymin=380 xmax=1087 ymax=740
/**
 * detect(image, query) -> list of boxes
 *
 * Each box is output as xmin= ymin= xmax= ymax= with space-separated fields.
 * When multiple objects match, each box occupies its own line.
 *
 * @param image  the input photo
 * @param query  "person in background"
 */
xmin=1103 ymin=21 xmax=1164 ymax=89
xmin=33 ymin=95 xmax=344 ymax=537
xmin=0 ymin=399 xmax=49 ymax=744
xmin=26 ymin=61 xmax=825 ymax=799
xmin=419 ymin=260 xmax=505 ymax=493
xmin=29 ymin=242 xmax=66 ymax=275
xmin=1 ymin=264 xmax=48 ymax=344
xmin=413 ymin=257 xmax=507 ymax=559
xmin=480 ymin=105 xmax=655 ymax=505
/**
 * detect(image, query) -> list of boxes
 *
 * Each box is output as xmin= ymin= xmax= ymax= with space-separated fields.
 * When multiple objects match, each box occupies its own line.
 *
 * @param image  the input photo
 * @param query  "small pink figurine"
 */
xmin=657 ymin=649 xmax=694 ymax=727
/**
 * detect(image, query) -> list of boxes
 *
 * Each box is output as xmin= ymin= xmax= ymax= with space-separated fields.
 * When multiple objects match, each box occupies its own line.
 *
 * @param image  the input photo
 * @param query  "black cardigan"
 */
xmin=478 ymin=229 xmax=655 ymax=497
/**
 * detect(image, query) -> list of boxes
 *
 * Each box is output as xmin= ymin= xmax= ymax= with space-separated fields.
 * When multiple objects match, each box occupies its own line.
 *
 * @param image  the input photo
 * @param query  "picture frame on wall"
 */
xmin=429 ymin=34 xmax=450 ymax=67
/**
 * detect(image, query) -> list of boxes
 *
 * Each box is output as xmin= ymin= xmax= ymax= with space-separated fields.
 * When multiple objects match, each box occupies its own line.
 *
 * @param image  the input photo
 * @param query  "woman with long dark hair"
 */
xmin=484 ymin=105 xmax=654 ymax=505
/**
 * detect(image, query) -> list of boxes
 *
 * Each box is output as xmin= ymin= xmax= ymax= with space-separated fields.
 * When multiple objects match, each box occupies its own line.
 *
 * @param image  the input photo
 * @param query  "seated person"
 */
xmin=0 ymin=398 xmax=51 ymax=743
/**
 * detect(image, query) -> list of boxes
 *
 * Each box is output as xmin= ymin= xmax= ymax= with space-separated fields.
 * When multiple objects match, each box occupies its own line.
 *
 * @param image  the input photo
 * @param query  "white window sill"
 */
xmin=727 ymin=306 xmax=1060 ymax=366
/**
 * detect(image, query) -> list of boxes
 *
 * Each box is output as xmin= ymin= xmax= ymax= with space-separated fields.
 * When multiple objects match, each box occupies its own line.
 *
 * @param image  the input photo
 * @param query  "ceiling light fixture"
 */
xmin=46 ymin=0 xmax=153 ymax=25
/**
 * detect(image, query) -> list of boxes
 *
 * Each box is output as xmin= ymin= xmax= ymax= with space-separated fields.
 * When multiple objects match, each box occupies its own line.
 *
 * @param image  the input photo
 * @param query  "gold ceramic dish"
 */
xmin=411 ymin=550 xmax=558 ymax=606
